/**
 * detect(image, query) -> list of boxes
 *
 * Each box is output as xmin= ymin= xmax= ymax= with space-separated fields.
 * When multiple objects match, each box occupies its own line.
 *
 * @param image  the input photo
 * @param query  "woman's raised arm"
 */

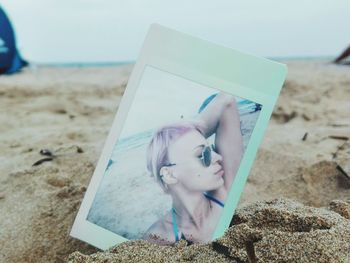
xmin=196 ymin=92 xmax=243 ymax=191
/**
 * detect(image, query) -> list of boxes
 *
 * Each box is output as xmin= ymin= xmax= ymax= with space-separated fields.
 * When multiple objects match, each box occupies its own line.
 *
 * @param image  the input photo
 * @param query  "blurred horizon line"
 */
xmin=29 ymin=55 xmax=337 ymax=68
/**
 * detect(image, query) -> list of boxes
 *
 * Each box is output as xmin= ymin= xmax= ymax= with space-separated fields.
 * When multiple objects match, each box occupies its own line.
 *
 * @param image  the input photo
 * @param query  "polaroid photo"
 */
xmin=70 ymin=24 xmax=287 ymax=249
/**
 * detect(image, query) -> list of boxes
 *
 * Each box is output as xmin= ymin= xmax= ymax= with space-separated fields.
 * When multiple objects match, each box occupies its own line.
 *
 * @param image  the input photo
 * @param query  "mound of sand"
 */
xmin=68 ymin=198 xmax=350 ymax=262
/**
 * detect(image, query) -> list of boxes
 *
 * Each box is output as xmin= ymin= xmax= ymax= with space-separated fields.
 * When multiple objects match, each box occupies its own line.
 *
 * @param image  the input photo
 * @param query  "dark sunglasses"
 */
xmin=167 ymin=144 xmax=215 ymax=168
xmin=199 ymin=145 xmax=213 ymax=167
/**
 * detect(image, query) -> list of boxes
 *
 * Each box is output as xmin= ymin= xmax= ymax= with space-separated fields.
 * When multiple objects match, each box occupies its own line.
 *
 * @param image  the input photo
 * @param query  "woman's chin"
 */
xmin=207 ymin=178 xmax=224 ymax=191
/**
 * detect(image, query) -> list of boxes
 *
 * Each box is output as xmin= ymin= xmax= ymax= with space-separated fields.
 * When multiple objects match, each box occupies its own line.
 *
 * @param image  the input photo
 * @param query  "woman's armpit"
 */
xmin=191 ymin=118 xmax=210 ymax=138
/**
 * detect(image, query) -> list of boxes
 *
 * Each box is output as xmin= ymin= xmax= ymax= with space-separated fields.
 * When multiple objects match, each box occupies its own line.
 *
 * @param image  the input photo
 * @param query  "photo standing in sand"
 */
xmin=86 ymin=66 xmax=261 ymax=242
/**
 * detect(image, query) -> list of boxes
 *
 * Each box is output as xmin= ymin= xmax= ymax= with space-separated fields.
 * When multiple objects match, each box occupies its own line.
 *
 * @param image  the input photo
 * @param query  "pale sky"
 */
xmin=1 ymin=0 xmax=349 ymax=63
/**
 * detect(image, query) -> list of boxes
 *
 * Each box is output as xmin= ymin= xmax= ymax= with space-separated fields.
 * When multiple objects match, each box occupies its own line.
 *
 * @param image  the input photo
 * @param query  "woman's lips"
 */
xmin=214 ymin=168 xmax=224 ymax=176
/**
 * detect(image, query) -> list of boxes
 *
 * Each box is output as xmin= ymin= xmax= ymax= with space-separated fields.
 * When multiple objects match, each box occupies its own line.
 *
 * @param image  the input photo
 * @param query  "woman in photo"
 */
xmin=143 ymin=92 xmax=243 ymax=245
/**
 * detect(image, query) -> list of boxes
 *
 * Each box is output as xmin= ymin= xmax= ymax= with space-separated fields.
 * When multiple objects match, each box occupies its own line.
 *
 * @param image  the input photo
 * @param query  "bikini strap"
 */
xmin=171 ymin=208 xmax=181 ymax=242
xmin=203 ymin=192 xmax=225 ymax=207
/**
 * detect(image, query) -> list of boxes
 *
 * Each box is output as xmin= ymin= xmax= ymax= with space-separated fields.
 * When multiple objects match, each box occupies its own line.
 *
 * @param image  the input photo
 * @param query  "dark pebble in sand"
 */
xmin=54 ymin=109 xmax=67 ymax=114
xmin=76 ymin=146 xmax=84 ymax=153
xmin=32 ymin=157 xmax=54 ymax=166
xmin=40 ymin=149 xmax=54 ymax=156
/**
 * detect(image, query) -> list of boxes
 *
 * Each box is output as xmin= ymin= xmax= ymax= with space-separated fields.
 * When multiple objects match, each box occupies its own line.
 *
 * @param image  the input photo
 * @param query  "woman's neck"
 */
xmin=170 ymin=188 xmax=211 ymax=229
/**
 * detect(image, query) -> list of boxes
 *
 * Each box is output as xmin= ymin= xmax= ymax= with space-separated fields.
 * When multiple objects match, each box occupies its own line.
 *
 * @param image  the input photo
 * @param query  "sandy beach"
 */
xmin=0 ymin=61 xmax=349 ymax=262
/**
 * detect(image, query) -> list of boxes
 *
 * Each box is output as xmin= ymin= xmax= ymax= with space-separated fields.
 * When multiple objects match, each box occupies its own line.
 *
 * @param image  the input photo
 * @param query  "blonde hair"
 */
xmin=146 ymin=120 xmax=205 ymax=193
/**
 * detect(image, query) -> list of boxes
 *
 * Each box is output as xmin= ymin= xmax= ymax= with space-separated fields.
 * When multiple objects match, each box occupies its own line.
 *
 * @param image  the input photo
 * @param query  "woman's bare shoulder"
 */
xmin=143 ymin=214 xmax=175 ymax=245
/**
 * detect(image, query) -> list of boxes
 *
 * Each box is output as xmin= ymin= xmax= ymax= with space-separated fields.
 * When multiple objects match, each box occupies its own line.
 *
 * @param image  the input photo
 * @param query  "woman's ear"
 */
xmin=160 ymin=166 xmax=178 ymax=185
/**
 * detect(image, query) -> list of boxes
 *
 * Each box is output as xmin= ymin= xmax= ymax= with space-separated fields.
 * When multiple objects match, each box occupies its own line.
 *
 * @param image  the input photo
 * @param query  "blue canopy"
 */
xmin=0 ymin=6 xmax=27 ymax=74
